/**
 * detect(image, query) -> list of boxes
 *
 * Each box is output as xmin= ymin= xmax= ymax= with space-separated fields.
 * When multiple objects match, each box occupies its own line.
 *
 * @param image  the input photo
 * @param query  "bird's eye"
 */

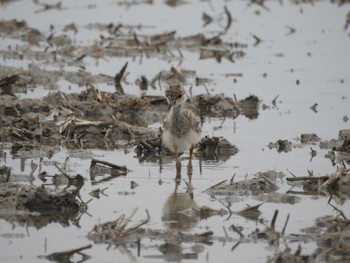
xmin=177 ymin=94 xmax=182 ymax=98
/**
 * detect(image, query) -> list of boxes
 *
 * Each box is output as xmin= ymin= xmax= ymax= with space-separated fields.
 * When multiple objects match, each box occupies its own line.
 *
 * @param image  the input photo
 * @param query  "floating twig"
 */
xmin=38 ymin=244 xmax=92 ymax=261
xmin=114 ymin=62 xmax=128 ymax=94
xmin=229 ymin=224 xmax=244 ymax=238
xmin=224 ymin=6 xmax=232 ymax=32
xmin=91 ymin=158 xmax=127 ymax=171
xmin=270 ymin=209 xmax=278 ymax=230
xmin=281 ymin=213 xmax=290 ymax=235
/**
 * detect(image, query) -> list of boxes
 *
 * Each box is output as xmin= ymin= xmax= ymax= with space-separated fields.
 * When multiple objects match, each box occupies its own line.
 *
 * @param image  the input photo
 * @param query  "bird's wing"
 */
xmin=184 ymin=109 xmax=201 ymax=133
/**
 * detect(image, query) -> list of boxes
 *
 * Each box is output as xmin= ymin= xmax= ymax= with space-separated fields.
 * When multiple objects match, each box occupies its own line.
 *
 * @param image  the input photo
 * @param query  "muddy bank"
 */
xmin=1 ymin=67 xmax=258 ymax=154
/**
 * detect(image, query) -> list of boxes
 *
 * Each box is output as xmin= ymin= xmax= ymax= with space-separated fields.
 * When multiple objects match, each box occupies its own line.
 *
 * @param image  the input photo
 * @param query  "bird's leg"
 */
xmin=187 ymin=146 xmax=193 ymax=171
xmin=175 ymin=152 xmax=181 ymax=183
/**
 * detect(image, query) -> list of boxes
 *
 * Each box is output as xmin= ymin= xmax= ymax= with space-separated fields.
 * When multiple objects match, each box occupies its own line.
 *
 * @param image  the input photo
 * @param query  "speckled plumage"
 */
xmin=162 ymin=84 xmax=201 ymax=154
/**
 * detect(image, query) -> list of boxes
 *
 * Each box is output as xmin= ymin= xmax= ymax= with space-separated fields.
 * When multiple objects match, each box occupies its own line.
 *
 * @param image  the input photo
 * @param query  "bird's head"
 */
xmin=165 ymin=83 xmax=186 ymax=108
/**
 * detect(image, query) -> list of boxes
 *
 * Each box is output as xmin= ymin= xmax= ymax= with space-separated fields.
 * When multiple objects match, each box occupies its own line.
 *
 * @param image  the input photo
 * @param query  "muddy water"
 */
xmin=1 ymin=1 xmax=350 ymax=262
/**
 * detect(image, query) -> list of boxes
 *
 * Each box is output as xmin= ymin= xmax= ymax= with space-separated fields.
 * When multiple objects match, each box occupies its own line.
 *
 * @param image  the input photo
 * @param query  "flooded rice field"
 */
xmin=0 ymin=0 xmax=350 ymax=262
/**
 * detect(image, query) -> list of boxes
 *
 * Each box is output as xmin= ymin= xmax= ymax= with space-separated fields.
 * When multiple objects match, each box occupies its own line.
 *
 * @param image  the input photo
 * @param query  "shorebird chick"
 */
xmin=162 ymin=84 xmax=201 ymax=176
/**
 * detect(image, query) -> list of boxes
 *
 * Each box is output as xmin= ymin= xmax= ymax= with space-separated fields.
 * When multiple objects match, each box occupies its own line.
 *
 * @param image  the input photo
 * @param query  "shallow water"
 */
xmin=0 ymin=0 xmax=350 ymax=262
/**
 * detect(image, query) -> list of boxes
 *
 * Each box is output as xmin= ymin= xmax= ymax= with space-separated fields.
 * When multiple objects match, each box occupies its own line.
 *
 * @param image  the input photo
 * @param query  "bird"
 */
xmin=162 ymin=83 xmax=201 ymax=177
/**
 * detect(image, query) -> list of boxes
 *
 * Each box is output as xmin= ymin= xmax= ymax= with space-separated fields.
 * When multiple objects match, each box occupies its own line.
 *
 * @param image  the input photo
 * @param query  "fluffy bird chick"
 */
xmin=162 ymin=83 xmax=201 ymax=176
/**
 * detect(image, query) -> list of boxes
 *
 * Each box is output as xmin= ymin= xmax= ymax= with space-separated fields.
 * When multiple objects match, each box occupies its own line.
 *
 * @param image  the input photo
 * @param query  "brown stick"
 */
xmin=91 ymin=158 xmax=127 ymax=171
xmin=286 ymin=176 xmax=328 ymax=182
xmin=230 ymin=224 xmax=244 ymax=238
xmin=46 ymin=244 xmax=92 ymax=258
xmin=281 ymin=214 xmax=290 ymax=235
xmin=231 ymin=241 xmax=240 ymax=252
xmin=224 ymin=6 xmax=232 ymax=32
xmin=270 ymin=209 xmax=279 ymax=230
xmin=207 ymin=180 xmax=227 ymax=190
xmin=54 ymin=163 xmax=70 ymax=180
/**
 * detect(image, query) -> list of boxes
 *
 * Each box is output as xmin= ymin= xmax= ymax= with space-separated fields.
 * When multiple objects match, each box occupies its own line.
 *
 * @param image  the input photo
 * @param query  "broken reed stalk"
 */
xmin=54 ymin=163 xmax=71 ymax=180
xmin=118 ymin=207 xmax=138 ymax=232
xmin=91 ymin=158 xmax=127 ymax=171
xmin=125 ymin=209 xmax=150 ymax=234
xmin=231 ymin=241 xmax=240 ymax=252
xmin=207 ymin=180 xmax=227 ymax=190
xmin=46 ymin=244 xmax=92 ymax=258
xmin=286 ymin=169 xmax=297 ymax=177
xmin=224 ymin=6 xmax=232 ymax=32
xmin=281 ymin=214 xmax=290 ymax=235
xmin=270 ymin=209 xmax=279 ymax=230
xmin=328 ymin=203 xmax=347 ymax=220
xmin=286 ymin=176 xmax=328 ymax=182
xmin=259 ymin=174 xmax=276 ymax=188
xmin=230 ymin=224 xmax=244 ymax=238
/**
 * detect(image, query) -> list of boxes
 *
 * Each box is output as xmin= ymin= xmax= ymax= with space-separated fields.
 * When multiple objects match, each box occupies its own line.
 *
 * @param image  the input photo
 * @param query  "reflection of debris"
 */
xmin=38 ymin=245 xmax=92 ymax=262
xmin=286 ymin=25 xmax=296 ymax=36
xmin=130 ymin=180 xmax=138 ymax=189
xmin=339 ymin=129 xmax=350 ymax=141
xmin=200 ymin=47 xmax=245 ymax=63
xmin=89 ymin=187 xmax=108 ymax=199
xmin=236 ymin=202 xmax=264 ymax=220
xmin=267 ymin=244 xmax=314 ymax=263
xmin=269 ymin=209 xmax=350 ymax=261
xmin=0 ymin=165 xmax=11 ymax=182
xmin=322 ymin=129 xmax=350 ymax=166
xmin=177 ymin=205 xmax=228 ymax=220
xmin=310 ymin=146 xmax=317 ymax=162
xmin=88 ymin=207 xmax=219 ymax=257
xmin=310 ymin=103 xmax=318 ymax=113
xmin=195 ymin=94 xmax=259 ymax=119
xmin=202 ymin=6 xmax=233 ymax=33
xmin=286 ymin=167 xmax=350 ymax=204
xmin=194 ymin=136 xmax=238 ymax=160
xmin=252 ymin=210 xmax=281 ymax=245
xmin=252 ymin=34 xmax=262 ymax=46
xmin=34 ymin=1 xmax=62 ymax=14
xmin=332 ymin=138 xmax=350 ymax=165
xmin=0 ymin=171 xmax=85 ymax=228
xmin=164 ymin=0 xmax=184 ymax=7
xmin=272 ymin=94 xmax=279 ymax=107
xmin=255 ymin=192 xmax=300 ymax=205
xmin=300 ymin=133 xmax=320 ymax=144
xmin=320 ymin=129 xmax=350 ymax=150
xmin=163 ymin=192 xmax=198 ymax=231
xmin=268 ymin=139 xmax=292 ymax=153
xmin=202 ymin=12 xmax=213 ymax=27
xmin=315 ymin=215 xmax=350 ymax=261
xmin=88 ymin=208 xmax=150 ymax=243
xmin=247 ymin=0 xmax=270 ymax=11
xmin=194 ymin=76 xmax=213 ymax=90
xmin=150 ymin=65 xmax=194 ymax=87
xmin=344 ymin=11 xmax=350 ymax=30
xmin=37 ymin=244 xmax=92 ymax=262
xmin=224 ymin=6 xmax=233 ymax=32
xmin=206 ymin=170 xmax=280 ymax=196
xmin=114 ymin=62 xmax=128 ymax=94
xmin=136 ymin=75 xmax=149 ymax=91
xmin=236 ymin=95 xmax=260 ymax=119
xmin=90 ymin=158 xmax=127 ymax=184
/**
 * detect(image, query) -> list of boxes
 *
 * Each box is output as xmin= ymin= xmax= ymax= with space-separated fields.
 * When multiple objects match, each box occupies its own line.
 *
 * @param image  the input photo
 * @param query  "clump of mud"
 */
xmin=0 ymin=179 xmax=85 ymax=228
